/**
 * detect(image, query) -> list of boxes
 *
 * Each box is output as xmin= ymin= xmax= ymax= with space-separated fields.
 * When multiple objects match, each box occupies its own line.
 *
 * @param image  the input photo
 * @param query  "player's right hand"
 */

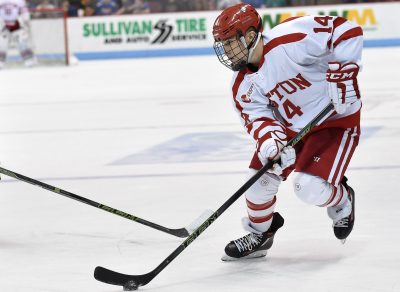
xmin=257 ymin=124 xmax=287 ymax=162
xmin=257 ymin=124 xmax=295 ymax=175
xmin=267 ymin=146 xmax=296 ymax=176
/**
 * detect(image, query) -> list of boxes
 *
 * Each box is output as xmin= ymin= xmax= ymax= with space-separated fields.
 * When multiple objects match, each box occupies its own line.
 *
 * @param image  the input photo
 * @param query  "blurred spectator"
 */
xmin=95 ymin=0 xmax=119 ymax=15
xmin=34 ymin=0 xmax=56 ymax=18
xmin=162 ymin=0 xmax=179 ymax=12
xmin=24 ymin=0 xmax=400 ymax=15
xmin=290 ymin=0 xmax=307 ymax=6
xmin=35 ymin=0 xmax=55 ymax=10
xmin=116 ymin=0 xmax=150 ymax=14
xmin=82 ymin=0 xmax=95 ymax=15
xmin=147 ymin=0 xmax=162 ymax=12
xmin=62 ymin=0 xmax=79 ymax=16
xmin=217 ymin=0 xmax=241 ymax=10
xmin=208 ymin=0 xmax=217 ymax=10
xmin=192 ymin=0 xmax=213 ymax=11
xmin=265 ymin=0 xmax=287 ymax=7
xmin=174 ymin=0 xmax=192 ymax=11
xmin=242 ymin=0 xmax=265 ymax=7
xmin=316 ymin=0 xmax=342 ymax=4
xmin=161 ymin=0 xmax=213 ymax=12
xmin=70 ymin=0 xmax=85 ymax=11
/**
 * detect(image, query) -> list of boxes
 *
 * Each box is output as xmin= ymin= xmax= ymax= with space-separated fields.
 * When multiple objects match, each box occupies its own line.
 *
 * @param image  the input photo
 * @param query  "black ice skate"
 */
xmin=333 ymin=176 xmax=355 ymax=243
xmin=222 ymin=212 xmax=284 ymax=261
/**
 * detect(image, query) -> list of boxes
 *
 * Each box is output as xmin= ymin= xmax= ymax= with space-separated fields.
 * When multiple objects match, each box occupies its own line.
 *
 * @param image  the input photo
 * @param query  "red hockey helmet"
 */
xmin=213 ymin=4 xmax=263 ymax=71
xmin=213 ymin=3 xmax=263 ymax=42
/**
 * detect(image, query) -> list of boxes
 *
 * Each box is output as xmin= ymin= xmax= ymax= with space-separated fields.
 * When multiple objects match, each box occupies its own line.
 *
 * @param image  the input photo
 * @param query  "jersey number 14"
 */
xmin=313 ymin=16 xmax=333 ymax=34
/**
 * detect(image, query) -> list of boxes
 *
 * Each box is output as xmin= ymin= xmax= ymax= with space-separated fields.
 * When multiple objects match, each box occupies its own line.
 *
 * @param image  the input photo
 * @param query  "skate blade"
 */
xmin=221 ymin=250 xmax=267 ymax=262
xmin=341 ymin=239 xmax=347 ymax=244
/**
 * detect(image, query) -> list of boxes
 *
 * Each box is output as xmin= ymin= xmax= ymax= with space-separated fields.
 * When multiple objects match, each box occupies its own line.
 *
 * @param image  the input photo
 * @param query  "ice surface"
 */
xmin=1 ymin=47 xmax=399 ymax=292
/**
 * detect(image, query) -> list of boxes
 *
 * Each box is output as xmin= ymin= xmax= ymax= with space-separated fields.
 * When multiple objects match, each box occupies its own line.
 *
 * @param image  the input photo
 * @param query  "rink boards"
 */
xmin=6 ymin=2 xmax=400 ymax=62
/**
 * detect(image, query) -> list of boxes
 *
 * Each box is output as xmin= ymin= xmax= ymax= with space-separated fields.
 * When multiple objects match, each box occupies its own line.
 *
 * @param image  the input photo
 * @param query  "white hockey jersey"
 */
xmin=231 ymin=16 xmax=363 ymax=141
xmin=0 ymin=0 xmax=29 ymax=25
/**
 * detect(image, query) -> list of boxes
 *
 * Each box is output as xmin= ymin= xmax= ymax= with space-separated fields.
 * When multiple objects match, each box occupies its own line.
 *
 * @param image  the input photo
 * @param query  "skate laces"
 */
xmin=334 ymin=217 xmax=349 ymax=228
xmin=233 ymin=233 xmax=264 ymax=252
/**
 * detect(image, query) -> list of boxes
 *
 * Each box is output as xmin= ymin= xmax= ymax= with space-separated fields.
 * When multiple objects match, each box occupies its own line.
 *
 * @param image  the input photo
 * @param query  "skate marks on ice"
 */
xmin=145 ymin=240 xmax=364 ymax=292
xmin=1 ymin=49 xmax=399 ymax=291
xmin=110 ymin=131 xmax=253 ymax=165
xmin=110 ymin=127 xmax=381 ymax=166
xmin=0 ymin=122 xmax=238 ymax=136
xmin=0 ymin=126 xmax=388 ymax=185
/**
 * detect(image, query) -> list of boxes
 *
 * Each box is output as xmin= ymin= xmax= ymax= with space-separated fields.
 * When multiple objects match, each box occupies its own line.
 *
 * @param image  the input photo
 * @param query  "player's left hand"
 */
xmin=326 ymin=62 xmax=360 ymax=114
xmin=17 ymin=14 xmax=30 ymax=30
xmin=267 ymin=146 xmax=296 ymax=176
xmin=0 ymin=18 xmax=5 ymax=32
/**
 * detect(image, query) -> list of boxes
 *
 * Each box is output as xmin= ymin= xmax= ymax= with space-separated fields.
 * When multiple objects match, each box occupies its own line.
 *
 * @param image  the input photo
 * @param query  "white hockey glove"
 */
xmin=0 ymin=18 xmax=7 ymax=35
xmin=18 ymin=13 xmax=31 ymax=30
xmin=267 ymin=146 xmax=296 ymax=176
xmin=257 ymin=124 xmax=296 ymax=176
xmin=326 ymin=62 xmax=360 ymax=114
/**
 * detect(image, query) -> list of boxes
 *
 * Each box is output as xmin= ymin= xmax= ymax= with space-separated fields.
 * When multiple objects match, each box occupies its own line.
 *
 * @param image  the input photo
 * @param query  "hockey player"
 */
xmin=212 ymin=4 xmax=362 ymax=260
xmin=0 ymin=0 xmax=36 ymax=68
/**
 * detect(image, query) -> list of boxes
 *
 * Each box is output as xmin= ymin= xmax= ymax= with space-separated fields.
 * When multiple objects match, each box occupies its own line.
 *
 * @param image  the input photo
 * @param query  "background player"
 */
xmin=0 ymin=0 xmax=36 ymax=68
xmin=212 ymin=4 xmax=363 ymax=260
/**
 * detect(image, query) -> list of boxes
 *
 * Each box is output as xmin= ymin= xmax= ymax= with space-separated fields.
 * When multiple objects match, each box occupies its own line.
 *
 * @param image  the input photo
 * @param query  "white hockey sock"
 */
xmin=327 ymin=185 xmax=352 ymax=222
xmin=245 ymin=196 xmax=276 ymax=233
xmin=319 ymin=184 xmax=348 ymax=208
xmin=0 ymin=51 xmax=6 ymax=63
xmin=244 ymin=170 xmax=280 ymax=233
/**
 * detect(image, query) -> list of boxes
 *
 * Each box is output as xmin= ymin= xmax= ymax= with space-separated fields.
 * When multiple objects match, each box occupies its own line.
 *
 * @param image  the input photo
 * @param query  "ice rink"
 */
xmin=1 ymin=46 xmax=399 ymax=292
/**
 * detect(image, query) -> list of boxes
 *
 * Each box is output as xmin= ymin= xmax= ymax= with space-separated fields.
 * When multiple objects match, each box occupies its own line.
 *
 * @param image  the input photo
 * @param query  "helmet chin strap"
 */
xmin=235 ymin=32 xmax=261 ymax=71
xmin=247 ymin=32 xmax=262 ymax=64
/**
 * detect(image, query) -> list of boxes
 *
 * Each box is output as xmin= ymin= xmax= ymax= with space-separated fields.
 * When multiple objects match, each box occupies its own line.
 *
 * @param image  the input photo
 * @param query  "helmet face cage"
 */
xmin=212 ymin=4 xmax=262 ymax=71
xmin=213 ymin=33 xmax=257 ymax=71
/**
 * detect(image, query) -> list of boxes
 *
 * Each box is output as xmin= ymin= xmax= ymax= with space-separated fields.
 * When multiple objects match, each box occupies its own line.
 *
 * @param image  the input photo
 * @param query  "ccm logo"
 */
xmin=328 ymin=71 xmax=355 ymax=80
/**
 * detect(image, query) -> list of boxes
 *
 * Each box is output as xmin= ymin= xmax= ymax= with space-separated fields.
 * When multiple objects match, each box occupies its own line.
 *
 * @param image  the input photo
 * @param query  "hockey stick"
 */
xmin=94 ymin=103 xmax=335 ymax=291
xmin=0 ymin=166 xmax=213 ymax=238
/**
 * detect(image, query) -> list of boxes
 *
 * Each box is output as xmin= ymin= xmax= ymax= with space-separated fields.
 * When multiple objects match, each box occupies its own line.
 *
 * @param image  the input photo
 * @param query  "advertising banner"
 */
xmin=258 ymin=2 xmax=399 ymax=46
xmin=36 ymin=2 xmax=400 ymax=60
xmin=68 ymin=12 xmax=216 ymax=58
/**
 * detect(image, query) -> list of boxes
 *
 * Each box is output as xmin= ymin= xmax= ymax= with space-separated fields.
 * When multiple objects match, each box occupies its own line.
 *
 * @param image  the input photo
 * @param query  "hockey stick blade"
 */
xmin=164 ymin=228 xmax=189 ymax=238
xmin=94 ymin=267 xmax=153 ymax=291
xmin=162 ymin=209 xmax=214 ymax=238
xmin=94 ymin=103 xmax=335 ymax=290
xmin=184 ymin=209 xmax=215 ymax=234
xmin=94 ymin=211 xmax=220 ymax=290
xmin=94 ymin=209 xmax=215 ymax=289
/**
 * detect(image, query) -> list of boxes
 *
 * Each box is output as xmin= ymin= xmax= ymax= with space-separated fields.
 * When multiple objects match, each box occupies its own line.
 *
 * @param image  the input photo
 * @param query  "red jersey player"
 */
xmin=212 ymin=4 xmax=362 ymax=260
